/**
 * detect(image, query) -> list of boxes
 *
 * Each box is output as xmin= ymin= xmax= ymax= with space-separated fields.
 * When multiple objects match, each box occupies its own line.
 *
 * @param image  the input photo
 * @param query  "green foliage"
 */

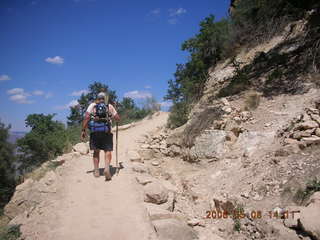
xmin=233 ymin=218 xmax=241 ymax=232
xmin=0 ymin=225 xmax=21 ymax=240
xmin=218 ymin=59 xmax=250 ymax=97
xmin=294 ymin=178 xmax=320 ymax=204
xmin=165 ymin=15 xmax=230 ymax=128
xmin=143 ymin=96 xmax=161 ymax=113
xmin=0 ymin=121 xmax=16 ymax=209
xmin=117 ymin=97 xmax=152 ymax=125
xmin=232 ymin=203 xmax=244 ymax=232
xmin=166 ymin=1 xmax=319 ymax=128
xmin=17 ymin=114 xmax=68 ymax=173
xmin=65 ymin=125 xmax=82 ymax=146
xmin=230 ymin=0 xmax=317 ymax=44
xmin=167 ymin=101 xmax=189 ymax=129
xmin=67 ymin=81 xmax=153 ymax=127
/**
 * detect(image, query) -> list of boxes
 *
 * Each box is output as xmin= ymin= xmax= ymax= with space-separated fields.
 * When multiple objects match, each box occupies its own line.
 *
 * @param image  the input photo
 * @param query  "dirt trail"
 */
xmin=27 ymin=112 xmax=168 ymax=240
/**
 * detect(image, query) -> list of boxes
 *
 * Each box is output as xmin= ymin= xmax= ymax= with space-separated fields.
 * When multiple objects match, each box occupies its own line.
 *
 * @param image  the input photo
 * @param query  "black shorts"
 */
xmin=89 ymin=132 xmax=113 ymax=151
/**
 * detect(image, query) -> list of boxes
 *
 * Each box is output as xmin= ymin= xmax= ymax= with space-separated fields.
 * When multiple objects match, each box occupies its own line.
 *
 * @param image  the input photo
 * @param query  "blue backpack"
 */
xmin=89 ymin=103 xmax=111 ymax=132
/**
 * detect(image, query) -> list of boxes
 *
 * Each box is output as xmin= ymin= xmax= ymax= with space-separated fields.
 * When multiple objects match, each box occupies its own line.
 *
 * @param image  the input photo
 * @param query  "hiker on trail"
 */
xmin=81 ymin=92 xmax=120 ymax=180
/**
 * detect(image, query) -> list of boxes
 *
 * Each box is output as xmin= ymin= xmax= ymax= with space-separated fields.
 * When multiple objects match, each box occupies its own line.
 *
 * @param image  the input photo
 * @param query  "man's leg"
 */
xmin=93 ymin=149 xmax=100 ymax=177
xmin=104 ymin=151 xmax=112 ymax=180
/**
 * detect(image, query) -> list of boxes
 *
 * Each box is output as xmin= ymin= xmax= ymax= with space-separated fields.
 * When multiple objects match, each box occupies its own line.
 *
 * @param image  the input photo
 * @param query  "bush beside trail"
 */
xmin=165 ymin=0 xmax=320 ymax=128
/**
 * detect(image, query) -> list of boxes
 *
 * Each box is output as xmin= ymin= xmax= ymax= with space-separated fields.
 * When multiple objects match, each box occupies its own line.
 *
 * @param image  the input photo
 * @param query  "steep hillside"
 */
xmin=133 ymin=3 xmax=320 ymax=240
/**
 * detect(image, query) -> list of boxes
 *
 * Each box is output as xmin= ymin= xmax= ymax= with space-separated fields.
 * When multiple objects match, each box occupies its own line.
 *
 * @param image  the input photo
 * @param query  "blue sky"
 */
xmin=0 ymin=0 xmax=230 ymax=131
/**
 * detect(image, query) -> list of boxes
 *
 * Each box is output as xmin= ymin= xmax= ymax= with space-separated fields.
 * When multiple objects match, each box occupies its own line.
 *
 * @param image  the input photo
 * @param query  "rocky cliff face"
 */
xmin=133 ymin=7 xmax=320 ymax=240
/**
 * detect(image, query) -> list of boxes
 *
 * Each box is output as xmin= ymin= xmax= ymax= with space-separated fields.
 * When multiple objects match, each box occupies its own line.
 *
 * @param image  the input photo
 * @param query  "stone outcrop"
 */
xmin=72 ymin=142 xmax=89 ymax=155
xmin=283 ymin=192 xmax=320 ymax=240
xmin=186 ymin=130 xmax=227 ymax=161
xmin=144 ymin=182 xmax=169 ymax=204
xmin=152 ymin=219 xmax=198 ymax=240
xmin=128 ymin=150 xmax=143 ymax=163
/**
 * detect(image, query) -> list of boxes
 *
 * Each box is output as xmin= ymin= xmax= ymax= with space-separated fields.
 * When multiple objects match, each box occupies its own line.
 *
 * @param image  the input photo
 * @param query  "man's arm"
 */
xmin=113 ymin=113 xmax=120 ymax=122
xmin=82 ymin=112 xmax=90 ymax=130
xmin=81 ymin=103 xmax=95 ymax=140
xmin=81 ymin=112 xmax=90 ymax=140
xmin=109 ymin=104 xmax=120 ymax=122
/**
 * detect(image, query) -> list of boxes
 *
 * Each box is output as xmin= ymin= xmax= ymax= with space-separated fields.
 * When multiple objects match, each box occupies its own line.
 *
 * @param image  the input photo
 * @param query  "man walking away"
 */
xmin=81 ymin=92 xmax=120 ymax=180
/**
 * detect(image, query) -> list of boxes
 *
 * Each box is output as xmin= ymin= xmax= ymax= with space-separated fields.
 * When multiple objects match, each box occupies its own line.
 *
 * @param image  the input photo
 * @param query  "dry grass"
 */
xmin=243 ymin=90 xmax=261 ymax=111
xmin=0 ymin=215 xmax=10 ymax=229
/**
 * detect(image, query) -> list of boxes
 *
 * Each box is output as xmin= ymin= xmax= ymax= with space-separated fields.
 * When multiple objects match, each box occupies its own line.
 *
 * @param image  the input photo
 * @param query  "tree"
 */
xmin=165 ymin=15 xmax=230 ymax=128
xmin=0 ymin=121 xmax=16 ymax=209
xmin=143 ymin=96 xmax=161 ymax=113
xmin=67 ymin=82 xmax=117 ymax=126
xmin=17 ymin=114 xmax=67 ymax=172
xmin=117 ymin=97 xmax=151 ymax=125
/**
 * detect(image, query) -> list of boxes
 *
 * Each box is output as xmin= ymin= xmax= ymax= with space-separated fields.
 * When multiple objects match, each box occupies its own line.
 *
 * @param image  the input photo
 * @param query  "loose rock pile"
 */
xmin=130 ymin=138 xmax=199 ymax=240
xmin=280 ymin=105 xmax=320 ymax=147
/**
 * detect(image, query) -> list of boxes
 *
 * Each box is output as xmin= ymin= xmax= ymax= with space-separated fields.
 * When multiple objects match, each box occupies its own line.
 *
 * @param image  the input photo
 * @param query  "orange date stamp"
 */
xmin=205 ymin=210 xmax=300 ymax=220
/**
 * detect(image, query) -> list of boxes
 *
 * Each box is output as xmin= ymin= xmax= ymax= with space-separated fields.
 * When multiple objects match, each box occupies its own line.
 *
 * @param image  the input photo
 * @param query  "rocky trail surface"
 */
xmin=5 ymin=112 xmax=175 ymax=240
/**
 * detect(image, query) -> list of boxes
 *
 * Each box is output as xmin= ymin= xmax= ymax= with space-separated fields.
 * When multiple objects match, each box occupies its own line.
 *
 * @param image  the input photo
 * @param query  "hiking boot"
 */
xmin=104 ymin=167 xmax=111 ymax=181
xmin=93 ymin=169 xmax=100 ymax=178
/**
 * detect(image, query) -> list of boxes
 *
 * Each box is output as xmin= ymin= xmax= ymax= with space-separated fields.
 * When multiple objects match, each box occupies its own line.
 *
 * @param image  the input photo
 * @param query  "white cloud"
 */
xmin=149 ymin=8 xmax=160 ymax=16
xmin=70 ymin=89 xmax=88 ymax=96
xmin=7 ymin=88 xmax=33 ymax=104
xmin=7 ymin=88 xmax=25 ymax=95
xmin=0 ymin=74 xmax=11 ymax=81
xmin=124 ymin=90 xmax=152 ymax=99
xmin=144 ymin=85 xmax=152 ymax=89
xmin=45 ymin=56 xmax=64 ymax=65
xmin=7 ymin=88 xmax=52 ymax=104
xmin=32 ymin=90 xmax=45 ymax=96
xmin=160 ymin=101 xmax=173 ymax=107
xmin=9 ymin=94 xmax=33 ymax=104
xmin=169 ymin=8 xmax=187 ymax=17
xmin=168 ymin=8 xmax=186 ymax=24
xmin=55 ymin=100 xmax=79 ymax=110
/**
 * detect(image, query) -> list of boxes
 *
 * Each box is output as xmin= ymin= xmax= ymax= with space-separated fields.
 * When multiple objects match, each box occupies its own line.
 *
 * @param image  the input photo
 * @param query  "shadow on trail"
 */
xmin=86 ymin=162 xmax=124 ymax=177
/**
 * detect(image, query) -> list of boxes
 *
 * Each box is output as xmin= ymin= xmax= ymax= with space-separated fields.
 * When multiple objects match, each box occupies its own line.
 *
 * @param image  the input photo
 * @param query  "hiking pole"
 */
xmin=116 ymin=121 xmax=119 ymax=175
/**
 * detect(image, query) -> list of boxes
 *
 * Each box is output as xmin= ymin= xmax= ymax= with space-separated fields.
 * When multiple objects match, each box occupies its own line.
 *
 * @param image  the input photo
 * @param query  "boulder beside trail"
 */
xmin=299 ymin=206 xmax=320 ymax=240
xmin=188 ymin=130 xmax=227 ymax=161
xmin=131 ymin=162 xmax=150 ymax=174
xmin=135 ymin=175 xmax=154 ymax=185
xmin=128 ymin=150 xmax=143 ymax=163
xmin=145 ymin=203 xmax=184 ymax=221
xmin=152 ymin=218 xmax=198 ymax=240
xmin=72 ymin=142 xmax=89 ymax=155
xmin=144 ymin=182 xmax=169 ymax=204
xmin=283 ymin=192 xmax=320 ymax=240
xmin=138 ymin=149 xmax=154 ymax=160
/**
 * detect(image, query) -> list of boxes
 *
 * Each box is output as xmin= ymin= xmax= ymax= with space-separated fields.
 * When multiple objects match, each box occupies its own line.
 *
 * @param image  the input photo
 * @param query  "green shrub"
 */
xmin=233 ymin=218 xmax=241 ymax=232
xmin=165 ymin=1 xmax=319 ymax=128
xmin=165 ymin=15 xmax=230 ymax=127
xmin=17 ymin=114 xmax=68 ymax=173
xmin=167 ymin=101 xmax=190 ymax=129
xmin=230 ymin=0 xmax=317 ymax=45
xmin=218 ymin=59 xmax=250 ymax=97
xmin=0 ymin=225 xmax=21 ymax=240
xmin=294 ymin=178 xmax=320 ymax=204
xmin=0 ymin=121 xmax=16 ymax=210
